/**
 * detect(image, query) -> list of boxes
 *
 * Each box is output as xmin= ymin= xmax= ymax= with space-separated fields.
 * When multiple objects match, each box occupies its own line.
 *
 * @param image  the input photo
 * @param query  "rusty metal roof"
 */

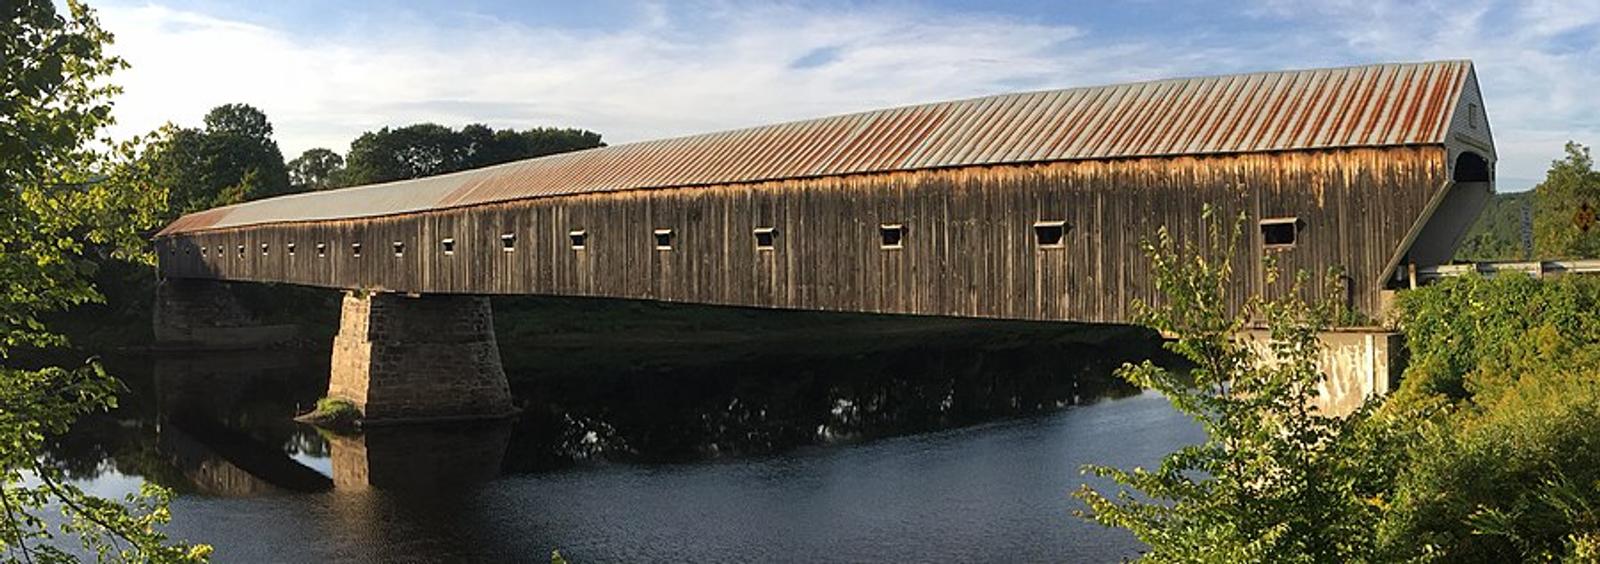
xmin=158 ymin=60 xmax=1476 ymax=236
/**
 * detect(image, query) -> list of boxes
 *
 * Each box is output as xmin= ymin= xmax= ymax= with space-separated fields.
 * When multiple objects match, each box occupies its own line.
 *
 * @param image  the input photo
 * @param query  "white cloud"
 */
xmin=99 ymin=3 xmax=1099 ymax=154
xmin=97 ymin=1 xmax=1599 ymax=191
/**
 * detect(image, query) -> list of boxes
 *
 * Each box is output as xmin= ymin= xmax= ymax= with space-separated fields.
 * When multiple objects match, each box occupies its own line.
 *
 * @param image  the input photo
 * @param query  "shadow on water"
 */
xmin=39 ymin=299 xmax=1197 ymax=561
xmin=48 ymin=301 xmax=1171 ymax=493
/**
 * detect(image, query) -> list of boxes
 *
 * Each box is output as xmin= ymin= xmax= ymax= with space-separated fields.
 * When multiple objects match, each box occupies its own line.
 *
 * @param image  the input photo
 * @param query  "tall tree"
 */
xmin=287 ymin=148 xmax=345 ymax=192
xmin=1533 ymin=142 xmax=1600 ymax=259
xmin=343 ymin=123 xmax=463 ymax=184
xmin=1 ymin=0 xmax=208 ymax=560
xmin=202 ymin=104 xmax=273 ymax=141
xmin=146 ymin=103 xmax=290 ymax=219
xmin=342 ymin=123 xmax=602 ymax=186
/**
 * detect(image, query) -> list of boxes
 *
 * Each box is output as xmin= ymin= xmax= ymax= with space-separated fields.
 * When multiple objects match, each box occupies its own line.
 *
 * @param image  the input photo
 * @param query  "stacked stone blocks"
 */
xmin=328 ymin=291 xmax=514 ymax=422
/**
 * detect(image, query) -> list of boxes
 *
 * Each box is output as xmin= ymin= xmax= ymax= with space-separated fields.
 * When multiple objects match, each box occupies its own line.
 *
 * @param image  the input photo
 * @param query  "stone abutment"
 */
xmin=154 ymin=279 xmax=298 ymax=350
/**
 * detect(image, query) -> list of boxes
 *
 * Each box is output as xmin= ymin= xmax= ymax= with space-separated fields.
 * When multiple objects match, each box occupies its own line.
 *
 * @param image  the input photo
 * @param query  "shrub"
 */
xmin=1378 ymin=274 xmax=1600 ymax=561
xmin=1392 ymin=274 xmax=1600 ymax=406
xmin=1079 ymin=214 xmax=1600 ymax=562
xmin=1074 ymin=208 xmax=1382 ymax=562
xmin=297 ymin=397 xmax=362 ymax=430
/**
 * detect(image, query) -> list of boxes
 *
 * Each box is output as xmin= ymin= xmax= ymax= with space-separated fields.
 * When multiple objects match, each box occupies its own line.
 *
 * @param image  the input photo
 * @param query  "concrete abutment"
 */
xmin=328 ymin=291 xmax=515 ymax=423
xmin=1245 ymin=329 xmax=1405 ymax=417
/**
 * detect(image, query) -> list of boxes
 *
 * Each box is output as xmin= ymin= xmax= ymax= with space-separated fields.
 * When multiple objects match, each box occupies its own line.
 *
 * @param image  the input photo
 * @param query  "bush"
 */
xmin=1075 ymin=208 xmax=1383 ymax=562
xmin=1377 ymin=274 xmax=1600 ymax=561
xmin=296 ymin=397 xmax=361 ymax=430
xmin=1392 ymin=274 xmax=1600 ymax=405
xmin=1079 ymin=216 xmax=1600 ymax=562
xmin=1377 ymin=372 xmax=1600 ymax=561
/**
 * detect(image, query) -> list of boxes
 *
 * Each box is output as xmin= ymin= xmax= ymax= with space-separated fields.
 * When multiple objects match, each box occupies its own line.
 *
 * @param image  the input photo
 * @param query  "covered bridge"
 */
xmin=157 ymin=60 xmax=1494 ymax=323
xmin=153 ymin=60 xmax=1495 ymax=420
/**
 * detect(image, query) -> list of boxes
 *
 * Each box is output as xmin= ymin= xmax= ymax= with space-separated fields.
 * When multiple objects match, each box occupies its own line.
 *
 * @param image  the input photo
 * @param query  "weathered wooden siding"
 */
xmin=155 ymin=146 xmax=1450 ymax=324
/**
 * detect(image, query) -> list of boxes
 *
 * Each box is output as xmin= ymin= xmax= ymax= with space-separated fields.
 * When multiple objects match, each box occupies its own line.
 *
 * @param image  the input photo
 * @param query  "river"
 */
xmin=46 ymin=304 xmax=1202 ymax=562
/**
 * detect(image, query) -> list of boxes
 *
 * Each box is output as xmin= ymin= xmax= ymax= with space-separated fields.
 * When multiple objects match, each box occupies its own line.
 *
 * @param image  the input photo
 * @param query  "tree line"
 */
xmin=148 ymin=104 xmax=603 ymax=220
xmin=1457 ymin=142 xmax=1600 ymax=261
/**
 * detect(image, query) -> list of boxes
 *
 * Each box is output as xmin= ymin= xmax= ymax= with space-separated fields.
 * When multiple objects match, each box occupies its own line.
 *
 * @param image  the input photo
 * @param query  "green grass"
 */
xmin=297 ymin=397 xmax=361 ymax=429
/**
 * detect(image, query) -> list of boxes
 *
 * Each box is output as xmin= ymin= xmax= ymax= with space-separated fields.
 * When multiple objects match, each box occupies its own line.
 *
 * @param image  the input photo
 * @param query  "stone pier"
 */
xmin=327 ymin=291 xmax=515 ymax=422
xmin=154 ymin=278 xmax=298 ymax=350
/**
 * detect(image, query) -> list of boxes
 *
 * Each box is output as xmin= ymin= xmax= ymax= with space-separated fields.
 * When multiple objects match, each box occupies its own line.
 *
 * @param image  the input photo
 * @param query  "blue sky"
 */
xmin=94 ymin=0 xmax=1600 ymax=191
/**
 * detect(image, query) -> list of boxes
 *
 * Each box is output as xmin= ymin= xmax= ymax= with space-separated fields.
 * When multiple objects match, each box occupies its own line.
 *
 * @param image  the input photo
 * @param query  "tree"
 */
xmin=343 ymin=123 xmax=461 ymax=184
xmin=201 ymin=104 xmax=272 ymax=142
xmin=145 ymin=104 xmax=290 ymax=219
xmin=1456 ymin=192 xmax=1533 ymax=262
xmin=1 ymin=0 xmax=208 ymax=560
xmin=1074 ymin=207 xmax=1382 ymax=562
xmin=287 ymin=148 xmax=344 ymax=192
xmin=342 ymin=123 xmax=603 ymax=186
xmin=1533 ymin=142 xmax=1600 ymax=259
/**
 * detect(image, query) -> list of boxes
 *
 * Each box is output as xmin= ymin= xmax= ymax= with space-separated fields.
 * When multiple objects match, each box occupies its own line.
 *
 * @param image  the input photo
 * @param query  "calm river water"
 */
xmin=47 ymin=308 xmax=1201 ymax=562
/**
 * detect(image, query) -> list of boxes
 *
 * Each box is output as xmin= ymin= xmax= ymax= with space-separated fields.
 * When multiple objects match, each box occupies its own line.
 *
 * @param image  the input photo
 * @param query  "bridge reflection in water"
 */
xmin=59 ymin=309 xmax=1167 ymax=498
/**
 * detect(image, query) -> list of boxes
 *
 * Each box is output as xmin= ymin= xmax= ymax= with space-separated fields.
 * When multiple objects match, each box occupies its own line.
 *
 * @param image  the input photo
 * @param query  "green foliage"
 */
xmin=1378 ymin=274 xmax=1600 ymax=562
xmin=342 ymin=123 xmax=603 ymax=186
xmin=1533 ymin=142 xmax=1600 ymax=259
xmin=2 ymin=364 xmax=211 ymax=562
xmin=1074 ymin=207 xmax=1382 ymax=562
xmin=296 ymin=398 xmax=360 ymax=431
xmin=200 ymin=104 xmax=272 ymax=141
xmin=313 ymin=397 xmax=359 ymax=421
xmin=1455 ymin=191 xmax=1533 ymax=262
xmin=1 ymin=0 xmax=207 ymax=560
xmin=1380 ymin=381 xmax=1600 ymax=562
xmin=1392 ymin=274 xmax=1600 ymax=405
xmin=145 ymin=104 xmax=289 ymax=219
xmin=1072 ymin=211 xmax=1600 ymax=563
xmin=286 ymin=148 xmax=344 ymax=192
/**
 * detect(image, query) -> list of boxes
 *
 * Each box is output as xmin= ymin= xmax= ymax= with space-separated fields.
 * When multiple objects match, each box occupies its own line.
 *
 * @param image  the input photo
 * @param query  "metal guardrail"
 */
xmin=1406 ymin=259 xmax=1600 ymax=284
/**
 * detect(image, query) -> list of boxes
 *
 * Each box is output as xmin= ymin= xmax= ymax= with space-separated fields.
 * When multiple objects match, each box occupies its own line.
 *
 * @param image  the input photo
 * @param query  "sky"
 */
xmin=91 ymin=0 xmax=1600 ymax=192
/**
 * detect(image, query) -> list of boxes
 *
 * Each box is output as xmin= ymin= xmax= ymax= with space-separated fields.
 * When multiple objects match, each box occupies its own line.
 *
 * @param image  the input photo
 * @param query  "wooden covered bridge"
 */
xmin=154 ymin=60 xmax=1497 ymax=421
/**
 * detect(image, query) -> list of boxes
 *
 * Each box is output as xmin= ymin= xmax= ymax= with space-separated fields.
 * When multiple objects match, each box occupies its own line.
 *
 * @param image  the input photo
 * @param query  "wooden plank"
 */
xmin=157 ymin=146 xmax=1450 ymax=325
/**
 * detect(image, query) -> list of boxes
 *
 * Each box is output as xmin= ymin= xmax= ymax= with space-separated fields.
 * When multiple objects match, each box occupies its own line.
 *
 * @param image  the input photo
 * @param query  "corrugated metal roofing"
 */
xmin=158 ymin=60 xmax=1475 ymax=236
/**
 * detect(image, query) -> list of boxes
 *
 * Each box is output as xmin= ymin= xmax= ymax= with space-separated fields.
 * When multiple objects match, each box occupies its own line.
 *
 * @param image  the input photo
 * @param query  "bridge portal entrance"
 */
xmin=1400 ymin=151 xmax=1494 ymax=269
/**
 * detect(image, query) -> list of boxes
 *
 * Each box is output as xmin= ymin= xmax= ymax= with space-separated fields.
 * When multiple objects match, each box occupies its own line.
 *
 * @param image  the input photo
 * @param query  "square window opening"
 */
xmin=216 ymin=245 xmax=223 ymax=256
xmin=199 ymin=246 xmax=207 ymax=256
xmin=316 ymin=243 xmax=327 ymax=258
xmin=753 ymin=227 xmax=777 ymax=250
xmin=654 ymin=228 xmax=674 ymax=251
xmin=569 ymin=229 xmax=587 ymax=250
xmin=286 ymin=243 xmax=296 ymax=255
xmin=236 ymin=245 xmax=245 ymax=258
xmin=1261 ymin=218 xmax=1300 ymax=248
xmin=501 ymin=233 xmax=516 ymax=252
xmin=261 ymin=243 xmax=270 ymax=256
xmin=392 ymin=241 xmax=405 ymax=257
xmin=351 ymin=242 xmax=363 ymax=258
xmin=879 ymin=224 xmax=904 ymax=249
xmin=1034 ymin=221 xmax=1067 ymax=247
xmin=441 ymin=238 xmax=455 ymax=255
